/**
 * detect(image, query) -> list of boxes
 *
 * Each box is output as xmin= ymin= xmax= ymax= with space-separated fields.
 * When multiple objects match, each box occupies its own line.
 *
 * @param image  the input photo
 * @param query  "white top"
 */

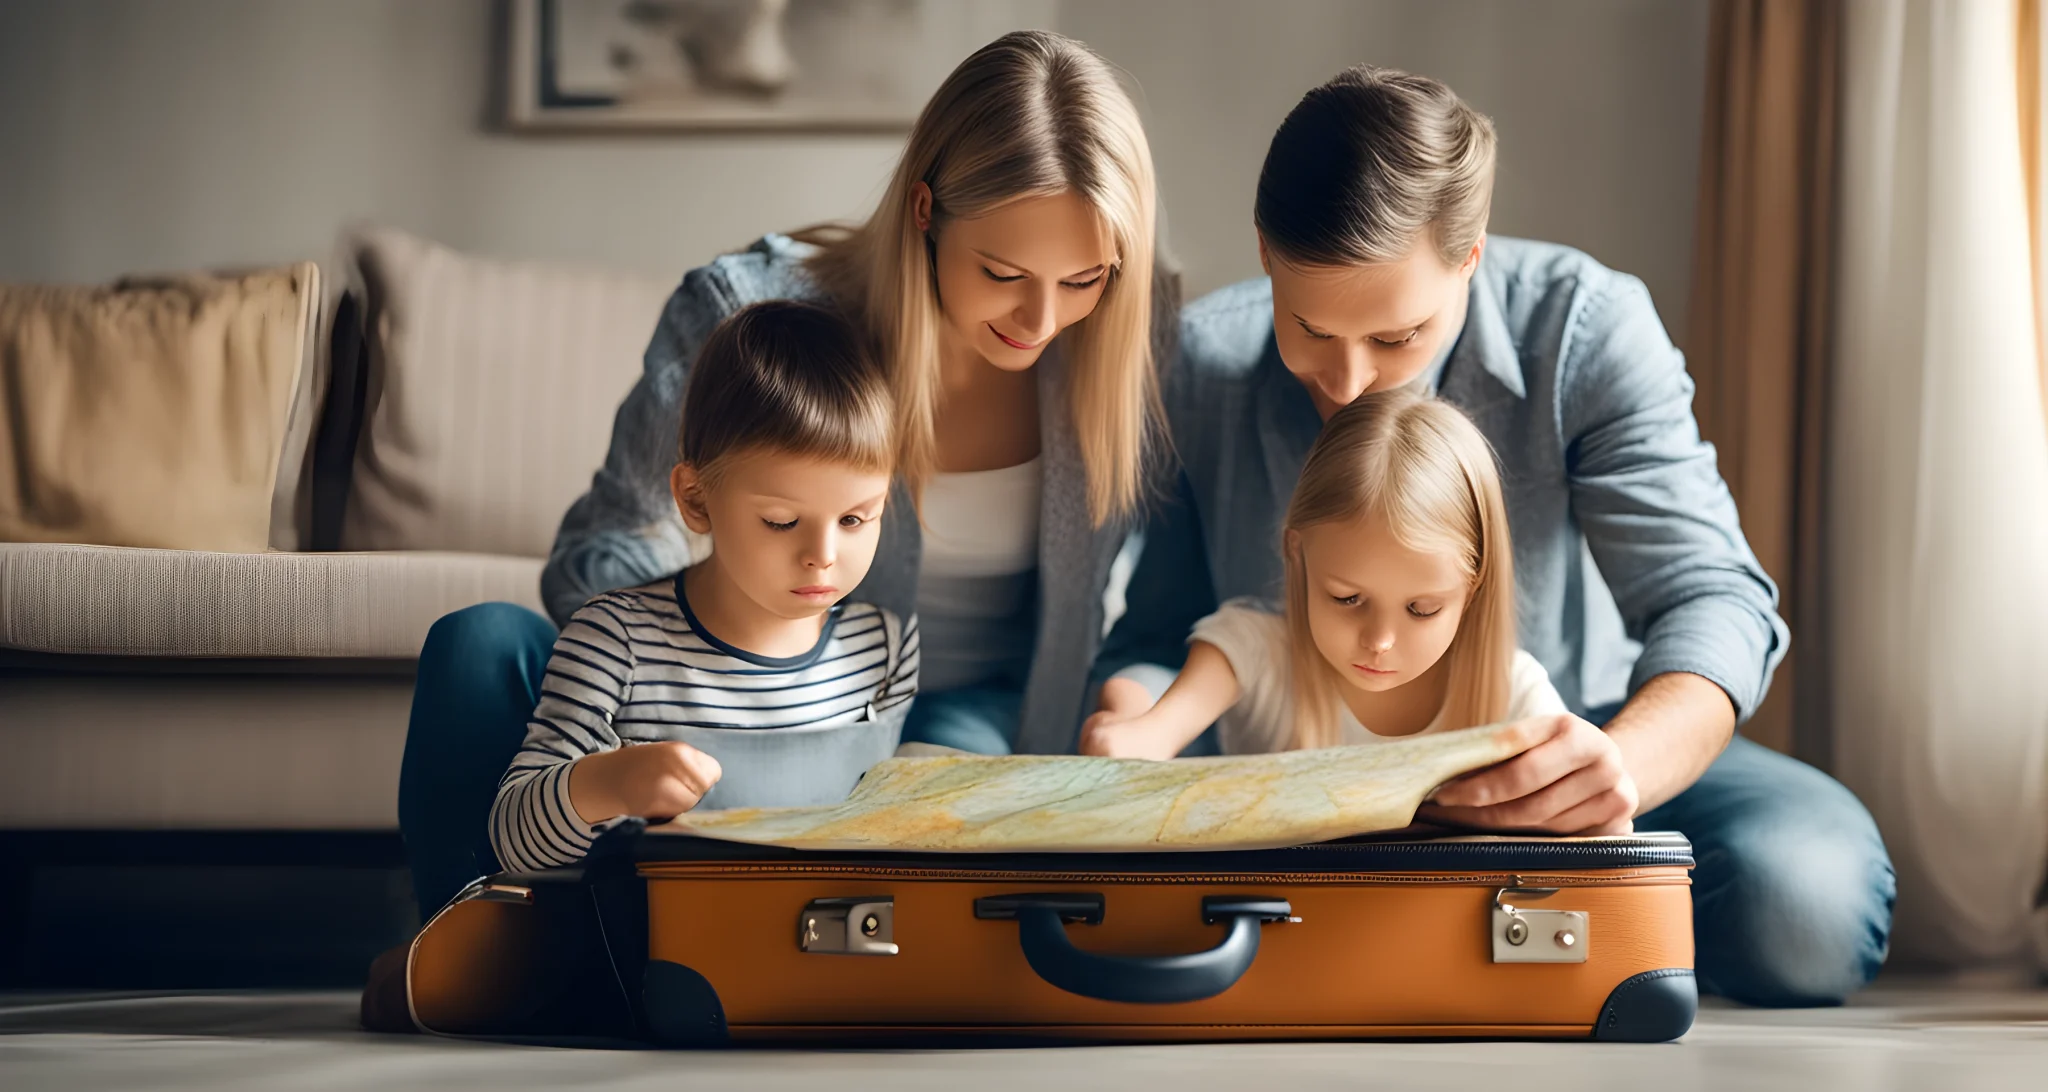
xmin=1190 ymin=598 xmax=1568 ymax=755
xmin=918 ymin=458 xmax=1043 ymax=577
xmin=914 ymin=457 xmax=1043 ymax=692
xmin=491 ymin=579 xmax=920 ymax=872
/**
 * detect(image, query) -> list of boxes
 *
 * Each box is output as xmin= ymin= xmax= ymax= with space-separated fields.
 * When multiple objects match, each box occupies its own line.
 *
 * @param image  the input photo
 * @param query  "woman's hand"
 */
xmin=568 ymin=742 xmax=724 ymax=825
xmin=1419 ymin=714 xmax=1639 ymax=835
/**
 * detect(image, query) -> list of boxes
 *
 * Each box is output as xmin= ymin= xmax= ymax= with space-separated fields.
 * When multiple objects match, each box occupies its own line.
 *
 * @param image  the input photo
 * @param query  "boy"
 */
xmin=489 ymin=300 xmax=918 ymax=872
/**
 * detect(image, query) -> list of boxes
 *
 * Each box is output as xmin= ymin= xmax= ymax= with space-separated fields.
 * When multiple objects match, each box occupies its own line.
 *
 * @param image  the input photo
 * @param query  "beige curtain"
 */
xmin=1686 ymin=0 xmax=1839 ymax=761
xmin=2024 ymin=0 xmax=2048 ymax=964
xmin=2030 ymin=0 xmax=2048 ymax=438
xmin=1830 ymin=0 xmax=2048 ymax=970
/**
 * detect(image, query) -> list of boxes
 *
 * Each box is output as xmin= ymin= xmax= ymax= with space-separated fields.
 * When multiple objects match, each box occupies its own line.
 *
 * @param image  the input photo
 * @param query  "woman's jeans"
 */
xmin=399 ymin=602 xmax=1894 ymax=1008
xmin=898 ymin=686 xmax=1025 ymax=754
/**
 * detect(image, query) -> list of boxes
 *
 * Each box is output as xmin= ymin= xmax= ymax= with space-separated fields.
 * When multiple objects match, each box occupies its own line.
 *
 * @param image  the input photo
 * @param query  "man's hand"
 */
xmin=569 ymin=742 xmax=724 ymax=825
xmin=1421 ymin=713 xmax=1639 ymax=835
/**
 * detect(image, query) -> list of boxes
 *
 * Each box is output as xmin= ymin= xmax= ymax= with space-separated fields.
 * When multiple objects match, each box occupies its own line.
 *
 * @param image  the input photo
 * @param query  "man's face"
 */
xmin=1264 ymin=234 xmax=1482 ymax=419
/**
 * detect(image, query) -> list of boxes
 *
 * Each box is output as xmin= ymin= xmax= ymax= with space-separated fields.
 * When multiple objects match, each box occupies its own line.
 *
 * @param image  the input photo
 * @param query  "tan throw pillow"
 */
xmin=0 ymin=265 xmax=318 ymax=552
xmin=341 ymin=228 xmax=674 ymax=558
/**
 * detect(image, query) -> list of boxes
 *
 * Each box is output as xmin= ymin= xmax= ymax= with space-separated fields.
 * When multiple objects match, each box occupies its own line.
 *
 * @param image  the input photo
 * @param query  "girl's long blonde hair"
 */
xmin=1283 ymin=388 xmax=1517 ymax=749
xmin=799 ymin=30 xmax=1161 ymax=524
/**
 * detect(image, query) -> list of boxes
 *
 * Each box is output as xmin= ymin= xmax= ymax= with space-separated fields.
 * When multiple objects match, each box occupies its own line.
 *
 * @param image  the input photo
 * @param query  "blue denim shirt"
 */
xmin=1099 ymin=236 xmax=1788 ymax=722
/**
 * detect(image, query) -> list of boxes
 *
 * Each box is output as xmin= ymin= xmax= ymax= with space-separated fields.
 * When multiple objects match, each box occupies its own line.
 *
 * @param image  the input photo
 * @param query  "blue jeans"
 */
xmin=1637 ymin=733 xmax=1895 ymax=1007
xmin=899 ymin=687 xmax=1025 ymax=754
xmin=900 ymin=684 xmax=1223 ymax=756
xmin=397 ymin=603 xmax=557 ymax=923
xmin=400 ymin=603 xmax=1893 ymax=1006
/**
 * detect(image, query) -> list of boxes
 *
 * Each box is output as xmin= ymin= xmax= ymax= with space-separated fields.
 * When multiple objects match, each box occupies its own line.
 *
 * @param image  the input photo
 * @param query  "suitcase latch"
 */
xmin=1491 ymin=886 xmax=1588 ymax=964
xmin=798 ymin=896 xmax=898 ymax=956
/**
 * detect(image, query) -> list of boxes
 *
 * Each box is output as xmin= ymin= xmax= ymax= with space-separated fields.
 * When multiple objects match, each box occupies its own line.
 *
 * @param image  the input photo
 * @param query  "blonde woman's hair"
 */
xmin=799 ymin=29 xmax=1161 ymax=524
xmin=1254 ymin=65 xmax=1496 ymax=268
xmin=1283 ymin=388 xmax=1517 ymax=749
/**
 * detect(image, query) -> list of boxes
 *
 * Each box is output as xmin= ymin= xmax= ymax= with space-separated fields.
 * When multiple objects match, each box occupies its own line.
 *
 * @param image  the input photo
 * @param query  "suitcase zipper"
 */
xmin=636 ymin=863 xmax=1688 ymax=887
xmin=631 ymin=833 xmax=1695 ymax=873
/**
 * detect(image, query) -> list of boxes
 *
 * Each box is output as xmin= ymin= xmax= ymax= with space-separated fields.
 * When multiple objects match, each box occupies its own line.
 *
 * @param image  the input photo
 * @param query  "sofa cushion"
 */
xmin=340 ymin=228 xmax=674 ymax=558
xmin=0 ymin=264 xmax=323 ymax=552
xmin=0 ymin=543 xmax=544 ymax=659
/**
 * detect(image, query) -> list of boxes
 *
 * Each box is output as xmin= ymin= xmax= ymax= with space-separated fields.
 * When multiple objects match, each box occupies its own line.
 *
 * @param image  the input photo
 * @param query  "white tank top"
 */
xmin=914 ymin=457 xmax=1043 ymax=692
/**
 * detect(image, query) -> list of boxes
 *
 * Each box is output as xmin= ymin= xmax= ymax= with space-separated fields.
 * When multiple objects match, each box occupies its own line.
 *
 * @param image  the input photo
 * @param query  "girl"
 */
xmin=1080 ymin=387 xmax=1564 ymax=759
xmin=400 ymin=30 xmax=1166 ymax=919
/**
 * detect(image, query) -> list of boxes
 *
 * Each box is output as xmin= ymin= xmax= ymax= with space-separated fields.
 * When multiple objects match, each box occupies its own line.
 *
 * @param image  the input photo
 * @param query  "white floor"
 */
xmin=2 ymin=982 xmax=2044 ymax=1091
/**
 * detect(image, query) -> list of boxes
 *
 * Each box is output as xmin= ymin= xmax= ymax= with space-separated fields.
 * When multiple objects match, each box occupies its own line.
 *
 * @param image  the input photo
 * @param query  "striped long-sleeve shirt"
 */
xmin=490 ymin=576 xmax=919 ymax=871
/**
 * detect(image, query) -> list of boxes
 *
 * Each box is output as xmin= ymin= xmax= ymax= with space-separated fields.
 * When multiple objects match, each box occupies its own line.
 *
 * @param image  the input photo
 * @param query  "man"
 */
xmin=1095 ymin=65 xmax=1893 ymax=1007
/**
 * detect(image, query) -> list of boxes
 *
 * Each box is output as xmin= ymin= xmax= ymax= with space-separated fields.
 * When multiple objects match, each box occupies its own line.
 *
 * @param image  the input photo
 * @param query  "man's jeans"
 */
xmin=1636 ymin=731 xmax=1895 ymax=1005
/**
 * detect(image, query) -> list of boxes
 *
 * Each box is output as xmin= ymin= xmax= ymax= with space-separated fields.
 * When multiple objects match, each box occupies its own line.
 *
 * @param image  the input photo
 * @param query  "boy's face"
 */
xmin=671 ymin=450 xmax=891 ymax=621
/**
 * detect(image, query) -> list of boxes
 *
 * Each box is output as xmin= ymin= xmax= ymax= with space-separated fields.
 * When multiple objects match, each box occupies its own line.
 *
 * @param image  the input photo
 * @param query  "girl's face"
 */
xmin=672 ymin=450 xmax=891 ymax=623
xmin=1293 ymin=515 xmax=1472 ymax=694
xmin=917 ymin=187 xmax=1117 ymax=373
xmin=1263 ymin=235 xmax=1483 ymax=419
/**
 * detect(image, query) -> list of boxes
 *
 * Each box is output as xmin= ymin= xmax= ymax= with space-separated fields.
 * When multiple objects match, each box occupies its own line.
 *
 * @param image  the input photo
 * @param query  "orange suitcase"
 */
xmin=404 ymin=824 xmax=1697 ymax=1044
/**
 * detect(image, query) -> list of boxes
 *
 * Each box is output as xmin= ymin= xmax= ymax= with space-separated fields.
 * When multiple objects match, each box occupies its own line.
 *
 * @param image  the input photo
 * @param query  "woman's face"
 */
xmin=918 ymin=187 xmax=1117 ymax=373
xmin=1264 ymin=235 xmax=1483 ymax=419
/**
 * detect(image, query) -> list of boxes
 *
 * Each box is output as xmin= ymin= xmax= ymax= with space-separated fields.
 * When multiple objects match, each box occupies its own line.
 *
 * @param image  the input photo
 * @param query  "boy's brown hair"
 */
xmin=678 ymin=300 xmax=893 ymax=485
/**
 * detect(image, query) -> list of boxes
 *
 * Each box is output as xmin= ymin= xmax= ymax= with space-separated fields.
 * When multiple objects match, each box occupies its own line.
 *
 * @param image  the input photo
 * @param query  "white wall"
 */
xmin=1067 ymin=0 xmax=1710 ymax=334
xmin=0 ymin=0 xmax=1708 ymax=338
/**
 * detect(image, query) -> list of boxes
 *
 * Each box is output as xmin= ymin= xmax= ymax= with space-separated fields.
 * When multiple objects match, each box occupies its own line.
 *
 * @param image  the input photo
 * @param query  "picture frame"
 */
xmin=505 ymin=0 xmax=1052 ymax=133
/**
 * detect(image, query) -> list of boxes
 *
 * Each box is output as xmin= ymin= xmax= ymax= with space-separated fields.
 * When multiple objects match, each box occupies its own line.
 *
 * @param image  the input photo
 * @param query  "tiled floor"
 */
xmin=1 ymin=982 xmax=2044 ymax=1091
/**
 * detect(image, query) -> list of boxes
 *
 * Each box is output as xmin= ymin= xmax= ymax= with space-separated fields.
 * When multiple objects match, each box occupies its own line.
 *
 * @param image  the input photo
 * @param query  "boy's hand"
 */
xmin=569 ymin=742 xmax=724 ymax=825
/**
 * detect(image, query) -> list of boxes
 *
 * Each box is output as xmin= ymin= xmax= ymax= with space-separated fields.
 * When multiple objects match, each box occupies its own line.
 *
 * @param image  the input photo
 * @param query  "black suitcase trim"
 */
xmin=1593 ymin=968 xmax=1698 ymax=1042
xmin=643 ymin=960 xmax=729 ymax=1047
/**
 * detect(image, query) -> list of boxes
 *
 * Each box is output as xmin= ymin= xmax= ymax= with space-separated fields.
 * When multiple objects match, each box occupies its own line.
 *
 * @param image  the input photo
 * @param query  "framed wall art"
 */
xmin=505 ymin=0 xmax=1053 ymax=132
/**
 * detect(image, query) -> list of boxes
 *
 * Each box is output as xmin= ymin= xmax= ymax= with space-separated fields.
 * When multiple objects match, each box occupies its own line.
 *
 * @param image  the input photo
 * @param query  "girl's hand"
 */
xmin=1095 ymin=676 xmax=1158 ymax=718
xmin=1419 ymin=714 xmax=1639 ymax=835
xmin=1078 ymin=676 xmax=1178 ymax=759
xmin=1079 ymin=709 xmax=1177 ymax=759
xmin=569 ymin=742 xmax=724 ymax=824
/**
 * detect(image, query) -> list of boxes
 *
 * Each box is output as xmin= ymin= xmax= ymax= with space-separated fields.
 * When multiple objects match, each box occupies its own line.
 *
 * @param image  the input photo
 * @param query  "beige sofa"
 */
xmin=0 ymin=228 xmax=681 ymax=834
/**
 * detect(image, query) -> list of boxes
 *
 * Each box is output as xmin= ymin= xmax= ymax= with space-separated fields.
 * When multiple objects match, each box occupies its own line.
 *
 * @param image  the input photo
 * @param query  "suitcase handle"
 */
xmin=974 ymin=893 xmax=1294 ymax=1004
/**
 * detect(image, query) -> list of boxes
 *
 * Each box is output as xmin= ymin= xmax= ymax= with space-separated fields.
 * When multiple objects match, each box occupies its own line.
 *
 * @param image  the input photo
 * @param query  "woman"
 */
xmin=1096 ymin=65 xmax=1893 ymax=1008
xmin=399 ymin=30 xmax=1167 ymax=919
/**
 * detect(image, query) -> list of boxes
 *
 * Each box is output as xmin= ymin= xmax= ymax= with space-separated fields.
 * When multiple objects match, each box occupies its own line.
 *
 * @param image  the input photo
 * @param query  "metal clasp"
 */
xmin=468 ymin=882 xmax=533 ymax=905
xmin=798 ymin=896 xmax=898 ymax=956
xmin=1491 ymin=883 xmax=1588 ymax=964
